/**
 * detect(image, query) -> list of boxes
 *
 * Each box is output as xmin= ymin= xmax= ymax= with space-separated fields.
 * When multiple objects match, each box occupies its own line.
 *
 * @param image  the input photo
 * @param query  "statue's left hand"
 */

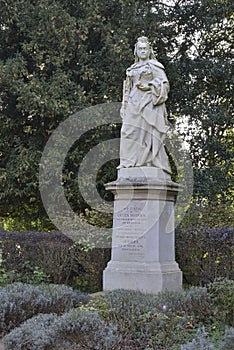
xmin=120 ymin=105 xmax=125 ymax=118
xmin=136 ymin=82 xmax=151 ymax=91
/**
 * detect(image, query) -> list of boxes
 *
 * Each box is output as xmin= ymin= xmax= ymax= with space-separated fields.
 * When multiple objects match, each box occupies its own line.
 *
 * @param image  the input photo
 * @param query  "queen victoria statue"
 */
xmin=118 ymin=36 xmax=171 ymax=175
xmin=104 ymin=36 xmax=183 ymax=293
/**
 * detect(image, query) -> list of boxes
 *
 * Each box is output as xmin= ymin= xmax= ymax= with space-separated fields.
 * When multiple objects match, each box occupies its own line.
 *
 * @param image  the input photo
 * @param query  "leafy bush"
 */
xmin=2 ymin=285 xmax=233 ymax=350
xmin=3 ymin=309 xmax=121 ymax=350
xmin=0 ymin=259 xmax=50 ymax=286
xmin=208 ymin=279 xmax=234 ymax=326
xmin=105 ymin=286 xmax=214 ymax=321
xmin=219 ymin=328 xmax=234 ymax=350
xmin=0 ymin=283 xmax=89 ymax=336
xmin=180 ymin=327 xmax=215 ymax=349
xmin=176 ymin=226 xmax=234 ymax=286
xmin=181 ymin=327 xmax=234 ymax=350
xmin=2 ymin=226 xmax=231 ymax=292
xmin=0 ymin=230 xmax=110 ymax=291
xmin=91 ymin=287 xmax=216 ymax=349
xmin=3 ymin=313 xmax=58 ymax=350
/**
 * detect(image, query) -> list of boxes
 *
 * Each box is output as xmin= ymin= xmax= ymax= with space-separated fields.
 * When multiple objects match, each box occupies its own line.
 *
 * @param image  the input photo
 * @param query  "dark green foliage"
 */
xmin=0 ymin=0 xmax=84 ymax=229
xmin=1 ymin=227 xmax=232 ymax=292
xmin=0 ymin=0 xmax=233 ymax=229
xmin=0 ymin=283 xmax=89 ymax=336
xmin=88 ymin=285 xmax=233 ymax=349
xmin=208 ymin=279 xmax=234 ymax=327
xmin=0 ymin=230 xmax=111 ymax=291
xmin=178 ymin=200 xmax=234 ymax=229
xmin=175 ymin=226 xmax=234 ymax=286
xmin=92 ymin=288 xmax=215 ymax=348
xmin=164 ymin=1 xmax=233 ymax=197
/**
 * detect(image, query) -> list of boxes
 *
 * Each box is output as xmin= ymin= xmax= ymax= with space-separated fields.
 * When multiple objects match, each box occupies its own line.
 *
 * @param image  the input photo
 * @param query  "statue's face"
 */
xmin=136 ymin=42 xmax=150 ymax=60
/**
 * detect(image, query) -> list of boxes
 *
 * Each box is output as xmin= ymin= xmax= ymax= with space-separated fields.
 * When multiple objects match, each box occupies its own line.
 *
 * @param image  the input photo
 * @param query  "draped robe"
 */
xmin=119 ymin=59 xmax=171 ymax=174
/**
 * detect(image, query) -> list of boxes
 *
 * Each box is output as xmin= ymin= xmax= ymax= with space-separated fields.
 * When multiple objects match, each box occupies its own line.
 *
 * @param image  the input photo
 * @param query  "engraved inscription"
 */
xmin=113 ymin=201 xmax=148 ymax=258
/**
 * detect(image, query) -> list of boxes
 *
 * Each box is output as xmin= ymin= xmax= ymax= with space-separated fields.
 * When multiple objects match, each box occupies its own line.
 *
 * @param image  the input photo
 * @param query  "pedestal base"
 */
xmin=103 ymin=261 xmax=182 ymax=294
xmin=103 ymin=167 xmax=183 ymax=294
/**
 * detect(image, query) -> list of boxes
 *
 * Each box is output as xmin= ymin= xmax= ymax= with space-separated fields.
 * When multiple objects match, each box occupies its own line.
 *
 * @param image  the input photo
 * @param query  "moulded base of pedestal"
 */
xmin=103 ymin=260 xmax=182 ymax=294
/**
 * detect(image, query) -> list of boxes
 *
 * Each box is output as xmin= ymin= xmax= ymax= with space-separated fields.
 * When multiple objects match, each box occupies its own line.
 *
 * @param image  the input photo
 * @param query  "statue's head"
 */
xmin=134 ymin=36 xmax=156 ymax=62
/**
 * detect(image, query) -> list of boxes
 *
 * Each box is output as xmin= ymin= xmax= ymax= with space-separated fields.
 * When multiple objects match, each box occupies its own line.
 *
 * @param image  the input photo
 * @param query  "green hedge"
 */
xmin=0 ymin=230 xmax=110 ymax=292
xmin=0 ymin=227 xmax=233 ymax=291
xmin=176 ymin=226 xmax=233 ymax=285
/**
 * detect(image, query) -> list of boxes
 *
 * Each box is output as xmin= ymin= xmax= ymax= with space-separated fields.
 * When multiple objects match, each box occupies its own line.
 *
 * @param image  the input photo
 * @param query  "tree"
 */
xmin=166 ymin=0 xmax=233 ymax=204
xmin=0 ymin=0 xmax=84 ymax=228
xmin=0 ymin=0 xmax=233 ymax=230
xmin=165 ymin=0 xmax=234 ymax=227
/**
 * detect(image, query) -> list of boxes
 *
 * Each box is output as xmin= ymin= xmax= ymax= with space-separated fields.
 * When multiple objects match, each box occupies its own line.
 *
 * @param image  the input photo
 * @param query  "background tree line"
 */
xmin=0 ymin=0 xmax=233 ymax=230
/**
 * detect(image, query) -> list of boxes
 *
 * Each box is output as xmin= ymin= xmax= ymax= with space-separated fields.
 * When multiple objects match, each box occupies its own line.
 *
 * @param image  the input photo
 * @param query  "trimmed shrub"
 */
xmin=2 ymin=285 xmax=232 ymax=350
xmin=3 ymin=309 xmax=121 ymax=350
xmin=0 ymin=283 xmax=89 ymax=336
xmin=54 ymin=309 xmax=121 ymax=349
xmin=3 ymin=313 xmax=58 ymax=350
xmin=176 ymin=226 xmax=234 ymax=286
xmin=219 ymin=328 xmax=234 ymax=350
xmin=94 ymin=287 xmax=216 ymax=349
xmin=180 ymin=327 xmax=234 ymax=350
xmin=180 ymin=327 xmax=215 ymax=350
xmin=0 ymin=230 xmax=110 ymax=291
xmin=104 ymin=286 xmax=214 ymax=321
xmin=208 ymin=279 xmax=234 ymax=326
xmin=1 ymin=226 xmax=233 ymax=290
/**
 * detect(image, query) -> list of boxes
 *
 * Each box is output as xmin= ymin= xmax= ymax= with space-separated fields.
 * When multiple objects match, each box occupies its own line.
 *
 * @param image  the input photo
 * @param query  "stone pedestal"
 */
xmin=103 ymin=167 xmax=182 ymax=294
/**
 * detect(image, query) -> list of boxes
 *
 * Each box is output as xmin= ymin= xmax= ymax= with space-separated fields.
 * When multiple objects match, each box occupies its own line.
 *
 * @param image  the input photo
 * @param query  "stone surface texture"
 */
xmin=103 ymin=167 xmax=182 ymax=294
xmin=118 ymin=36 xmax=171 ymax=174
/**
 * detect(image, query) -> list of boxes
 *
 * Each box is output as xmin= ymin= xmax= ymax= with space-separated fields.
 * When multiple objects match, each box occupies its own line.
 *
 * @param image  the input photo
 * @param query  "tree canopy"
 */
xmin=0 ymin=0 xmax=233 ymax=230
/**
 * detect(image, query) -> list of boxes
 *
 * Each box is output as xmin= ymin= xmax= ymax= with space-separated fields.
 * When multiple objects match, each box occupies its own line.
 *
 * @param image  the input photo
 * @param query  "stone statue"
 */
xmin=118 ymin=36 xmax=171 ymax=174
